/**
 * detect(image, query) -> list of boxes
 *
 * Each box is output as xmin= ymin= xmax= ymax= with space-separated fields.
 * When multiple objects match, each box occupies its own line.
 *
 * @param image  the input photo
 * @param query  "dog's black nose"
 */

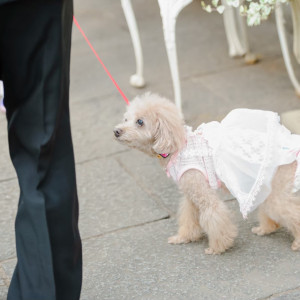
xmin=114 ymin=128 xmax=122 ymax=137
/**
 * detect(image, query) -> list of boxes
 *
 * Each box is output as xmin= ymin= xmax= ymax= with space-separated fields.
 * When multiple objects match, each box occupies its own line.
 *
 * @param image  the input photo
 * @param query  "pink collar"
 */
xmin=159 ymin=153 xmax=169 ymax=158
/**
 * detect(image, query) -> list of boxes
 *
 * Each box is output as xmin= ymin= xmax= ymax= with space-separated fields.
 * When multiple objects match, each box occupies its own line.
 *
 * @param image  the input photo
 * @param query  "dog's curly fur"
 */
xmin=114 ymin=93 xmax=300 ymax=254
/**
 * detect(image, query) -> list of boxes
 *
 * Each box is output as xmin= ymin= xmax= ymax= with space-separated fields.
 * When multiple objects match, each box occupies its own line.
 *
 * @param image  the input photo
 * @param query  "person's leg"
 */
xmin=0 ymin=1 xmax=82 ymax=299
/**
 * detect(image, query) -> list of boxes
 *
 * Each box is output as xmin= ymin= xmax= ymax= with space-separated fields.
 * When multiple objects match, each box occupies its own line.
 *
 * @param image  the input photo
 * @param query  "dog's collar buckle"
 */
xmin=157 ymin=153 xmax=170 ymax=159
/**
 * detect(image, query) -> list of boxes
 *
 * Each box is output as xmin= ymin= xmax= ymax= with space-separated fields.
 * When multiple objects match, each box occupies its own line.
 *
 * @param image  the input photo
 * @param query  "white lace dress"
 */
xmin=166 ymin=109 xmax=300 ymax=218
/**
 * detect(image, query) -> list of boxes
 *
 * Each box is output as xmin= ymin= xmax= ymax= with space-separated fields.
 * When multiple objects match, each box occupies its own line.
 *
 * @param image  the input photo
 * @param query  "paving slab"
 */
xmin=71 ymin=0 xmax=153 ymax=104
xmin=0 ymin=286 xmax=7 ymax=300
xmin=0 ymin=115 xmax=15 ymax=182
xmin=79 ymin=201 xmax=300 ymax=300
xmin=196 ymin=57 xmax=300 ymax=115
xmin=70 ymin=95 xmax=128 ymax=164
xmin=0 ymin=259 xmax=14 ymax=286
xmin=269 ymin=288 xmax=300 ymax=300
xmin=0 ymin=262 xmax=10 ymax=289
xmin=0 ymin=260 xmax=13 ymax=300
xmin=0 ymin=179 xmax=18 ymax=261
xmin=114 ymin=151 xmax=181 ymax=215
xmin=77 ymin=157 xmax=169 ymax=239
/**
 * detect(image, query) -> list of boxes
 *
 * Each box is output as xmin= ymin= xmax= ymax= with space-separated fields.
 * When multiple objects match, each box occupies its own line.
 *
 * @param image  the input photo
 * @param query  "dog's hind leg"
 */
xmin=253 ymin=163 xmax=300 ymax=250
xmin=280 ymin=201 xmax=300 ymax=251
xmin=279 ymin=203 xmax=300 ymax=251
xmin=287 ymin=207 xmax=300 ymax=251
xmin=252 ymin=205 xmax=280 ymax=236
xmin=291 ymin=230 xmax=300 ymax=251
xmin=168 ymin=196 xmax=204 ymax=244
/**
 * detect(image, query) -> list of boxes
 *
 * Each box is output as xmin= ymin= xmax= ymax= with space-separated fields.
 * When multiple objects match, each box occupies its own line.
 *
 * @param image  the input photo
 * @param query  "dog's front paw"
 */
xmin=252 ymin=226 xmax=267 ymax=236
xmin=291 ymin=240 xmax=300 ymax=251
xmin=168 ymin=235 xmax=191 ymax=244
xmin=205 ymin=247 xmax=222 ymax=255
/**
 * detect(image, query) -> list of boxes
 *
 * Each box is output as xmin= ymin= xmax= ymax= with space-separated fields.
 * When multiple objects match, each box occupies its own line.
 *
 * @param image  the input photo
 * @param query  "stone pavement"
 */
xmin=1 ymin=0 xmax=300 ymax=299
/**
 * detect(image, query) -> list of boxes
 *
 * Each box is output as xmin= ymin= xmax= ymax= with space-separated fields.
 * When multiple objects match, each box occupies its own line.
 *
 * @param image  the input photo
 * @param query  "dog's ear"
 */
xmin=152 ymin=106 xmax=185 ymax=154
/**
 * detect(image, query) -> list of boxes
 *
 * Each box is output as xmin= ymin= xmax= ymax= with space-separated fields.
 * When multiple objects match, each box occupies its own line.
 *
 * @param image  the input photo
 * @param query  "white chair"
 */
xmin=121 ymin=0 xmax=300 ymax=111
xmin=157 ymin=0 xmax=249 ymax=110
xmin=276 ymin=1 xmax=300 ymax=96
xmin=121 ymin=0 xmax=145 ymax=88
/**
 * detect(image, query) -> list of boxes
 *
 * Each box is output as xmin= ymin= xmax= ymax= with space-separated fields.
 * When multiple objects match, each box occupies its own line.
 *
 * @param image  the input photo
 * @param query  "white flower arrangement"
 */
xmin=201 ymin=0 xmax=289 ymax=26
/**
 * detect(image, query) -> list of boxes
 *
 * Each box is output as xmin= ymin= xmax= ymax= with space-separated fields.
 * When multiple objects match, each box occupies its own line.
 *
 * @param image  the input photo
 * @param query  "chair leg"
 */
xmin=222 ymin=0 xmax=249 ymax=57
xmin=276 ymin=2 xmax=300 ymax=96
xmin=291 ymin=0 xmax=300 ymax=64
xmin=161 ymin=14 xmax=182 ymax=110
xmin=158 ymin=0 xmax=193 ymax=111
xmin=121 ymin=0 xmax=145 ymax=88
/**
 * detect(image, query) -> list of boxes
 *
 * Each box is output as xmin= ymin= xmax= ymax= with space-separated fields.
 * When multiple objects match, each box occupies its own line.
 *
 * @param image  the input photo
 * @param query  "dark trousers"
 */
xmin=0 ymin=1 xmax=82 ymax=299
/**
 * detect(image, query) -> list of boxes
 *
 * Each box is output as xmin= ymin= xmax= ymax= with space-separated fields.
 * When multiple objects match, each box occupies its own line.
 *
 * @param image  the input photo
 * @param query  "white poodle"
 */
xmin=114 ymin=93 xmax=300 ymax=254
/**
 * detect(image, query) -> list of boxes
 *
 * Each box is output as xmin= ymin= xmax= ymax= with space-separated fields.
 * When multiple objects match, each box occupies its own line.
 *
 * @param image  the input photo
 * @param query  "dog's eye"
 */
xmin=136 ymin=119 xmax=144 ymax=126
xmin=124 ymin=118 xmax=127 ymax=122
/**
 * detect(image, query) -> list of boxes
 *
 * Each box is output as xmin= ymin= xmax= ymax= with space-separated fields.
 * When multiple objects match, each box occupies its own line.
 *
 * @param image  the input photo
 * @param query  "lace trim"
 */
xmin=239 ymin=113 xmax=280 ymax=218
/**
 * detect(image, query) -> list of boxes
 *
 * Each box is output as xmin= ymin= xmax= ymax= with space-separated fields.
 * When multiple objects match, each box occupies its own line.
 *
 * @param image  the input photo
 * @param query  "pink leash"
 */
xmin=73 ymin=16 xmax=130 ymax=106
